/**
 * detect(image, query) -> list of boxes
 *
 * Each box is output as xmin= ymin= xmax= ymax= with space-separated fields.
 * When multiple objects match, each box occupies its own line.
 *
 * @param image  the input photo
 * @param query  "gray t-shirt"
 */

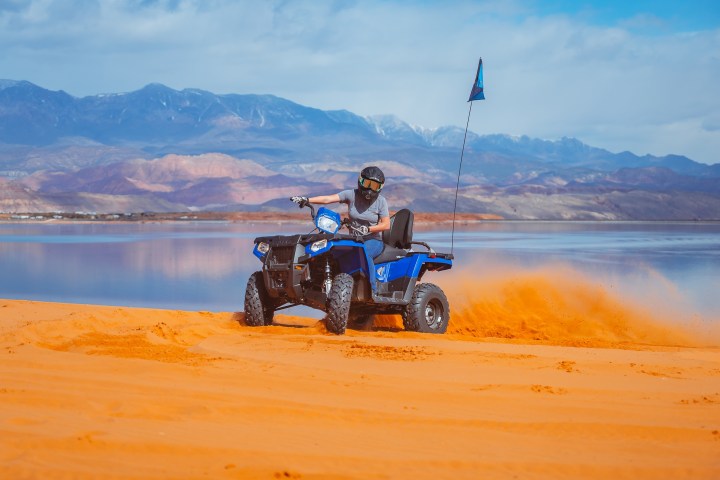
xmin=338 ymin=189 xmax=389 ymax=239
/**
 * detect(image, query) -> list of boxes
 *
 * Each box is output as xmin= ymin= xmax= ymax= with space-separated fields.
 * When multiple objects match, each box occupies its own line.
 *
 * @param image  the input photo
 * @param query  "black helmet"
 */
xmin=357 ymin=166 xmax=385 ymax=200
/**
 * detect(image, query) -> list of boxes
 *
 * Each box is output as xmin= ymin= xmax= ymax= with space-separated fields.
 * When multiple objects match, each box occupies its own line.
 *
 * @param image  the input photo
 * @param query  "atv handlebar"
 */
xmin=342 ymin=217 xmax=368 ymax=237
xmin=290 ymin=197 xmax=316 ymax=219
xmin=289 ymin=198 xmax=366 ymax=237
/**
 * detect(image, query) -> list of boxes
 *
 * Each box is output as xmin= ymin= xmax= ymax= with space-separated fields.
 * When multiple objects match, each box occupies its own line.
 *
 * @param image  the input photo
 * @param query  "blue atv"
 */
xmin=244 ymin=200 xmax=453 ymax=334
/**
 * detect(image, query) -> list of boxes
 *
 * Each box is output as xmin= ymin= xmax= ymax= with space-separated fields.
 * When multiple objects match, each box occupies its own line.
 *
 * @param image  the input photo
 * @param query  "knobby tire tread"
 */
xmin=326 ymin=273 xmax=353 ymax=335
xmin=403 ymin=283 xmax=450 ymax=334
xmin=244 ymin=271 xmax=273 ymax=326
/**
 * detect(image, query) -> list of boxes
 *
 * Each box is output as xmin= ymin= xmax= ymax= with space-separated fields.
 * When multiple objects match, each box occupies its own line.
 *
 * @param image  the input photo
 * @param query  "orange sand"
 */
xmin=1 ymin=294 xmax=719 ymax=479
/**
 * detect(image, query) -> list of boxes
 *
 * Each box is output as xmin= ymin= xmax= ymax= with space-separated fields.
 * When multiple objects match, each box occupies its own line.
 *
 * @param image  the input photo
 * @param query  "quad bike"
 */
xmin=244 ymin=200 xmax=453 ymax=334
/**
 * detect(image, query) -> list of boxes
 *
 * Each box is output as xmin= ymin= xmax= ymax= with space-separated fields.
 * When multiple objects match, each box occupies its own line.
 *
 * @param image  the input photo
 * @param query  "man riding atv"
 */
xmin=246 ymin=165 xmax=453 ymax=335
xmin=291 ymin=165 xmax=390 ymax=262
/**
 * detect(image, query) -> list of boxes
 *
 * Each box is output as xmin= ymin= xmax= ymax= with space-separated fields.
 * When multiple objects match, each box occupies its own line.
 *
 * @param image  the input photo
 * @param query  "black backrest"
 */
xmin=382 ymin=209 xmax=414 ymax=249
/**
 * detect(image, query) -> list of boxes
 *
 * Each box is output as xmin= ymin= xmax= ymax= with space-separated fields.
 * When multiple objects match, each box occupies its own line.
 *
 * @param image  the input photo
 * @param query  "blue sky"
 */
xmin=533 ymin=0 xmax=720 ymax=31
xmin=1 ymin=0 xmax=719 ymax=164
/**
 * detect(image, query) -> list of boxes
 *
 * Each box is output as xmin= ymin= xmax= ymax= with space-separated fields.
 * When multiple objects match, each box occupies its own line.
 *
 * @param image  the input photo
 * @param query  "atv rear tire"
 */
xmin=326 ymin=273 xmax=354 ymax=335
xmin=403 ymin=283 xmax=450 ymax=334
xmin=244 ymin=271 xmax=274 ymax=326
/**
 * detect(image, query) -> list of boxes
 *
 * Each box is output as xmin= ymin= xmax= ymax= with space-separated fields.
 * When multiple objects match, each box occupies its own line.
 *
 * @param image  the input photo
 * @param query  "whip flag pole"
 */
xmin=450 ymin=57 xmax=485 ymax=255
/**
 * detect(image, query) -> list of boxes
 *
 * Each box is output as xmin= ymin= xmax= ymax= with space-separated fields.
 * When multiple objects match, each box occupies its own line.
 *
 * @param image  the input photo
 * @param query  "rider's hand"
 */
xmin=290 ymin=196 xmax=309 ymax=207
xmin=355 ymin=225 xmax=370 ymax=236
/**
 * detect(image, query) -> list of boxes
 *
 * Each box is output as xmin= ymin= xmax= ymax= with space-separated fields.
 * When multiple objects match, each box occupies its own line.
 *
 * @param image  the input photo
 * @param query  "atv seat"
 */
xmin=373 ymin=209 xmax=414 ymax=264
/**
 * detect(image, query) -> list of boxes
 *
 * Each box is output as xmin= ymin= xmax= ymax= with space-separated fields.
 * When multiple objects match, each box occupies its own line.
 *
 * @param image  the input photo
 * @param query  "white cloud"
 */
xmin=0 ymin=0 xmax=718 ymax=164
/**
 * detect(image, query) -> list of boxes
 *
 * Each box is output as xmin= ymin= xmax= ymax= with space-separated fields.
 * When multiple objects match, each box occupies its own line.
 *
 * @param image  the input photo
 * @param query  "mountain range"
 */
xmin=1 ymin=79 xmax=718 ymax=219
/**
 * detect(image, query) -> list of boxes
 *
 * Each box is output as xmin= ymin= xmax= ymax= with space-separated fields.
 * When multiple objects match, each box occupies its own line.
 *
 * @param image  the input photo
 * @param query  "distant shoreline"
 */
xmin=0 ymin=211 xmax=504 ymax=224
xmin=3 ymin=211 xmax=720 ymax=225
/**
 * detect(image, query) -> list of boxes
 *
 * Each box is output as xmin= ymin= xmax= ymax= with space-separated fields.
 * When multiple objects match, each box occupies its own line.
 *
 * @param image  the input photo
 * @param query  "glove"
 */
xmin=290 ymin=196 xmax=309 ymax=207
xmin=355 ymin=225 xmax=370 ymax=236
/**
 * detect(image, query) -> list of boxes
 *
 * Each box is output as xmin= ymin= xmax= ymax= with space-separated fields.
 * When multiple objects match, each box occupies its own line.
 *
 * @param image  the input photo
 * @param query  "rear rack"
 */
xmin=410 ymin=241 xmax=454 ymax=260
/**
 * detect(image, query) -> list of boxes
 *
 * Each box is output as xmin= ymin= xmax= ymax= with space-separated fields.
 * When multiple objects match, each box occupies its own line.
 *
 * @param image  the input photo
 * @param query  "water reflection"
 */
xmin=0 ymin=221 xmax=718 ymax=318
xmin=0 ymin=222 xmax=273 ymax=311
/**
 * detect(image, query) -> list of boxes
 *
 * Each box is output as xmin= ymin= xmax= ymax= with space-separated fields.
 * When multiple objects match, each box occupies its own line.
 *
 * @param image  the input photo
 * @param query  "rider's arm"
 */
xmin=369 ymin=215 xmax=390 ymax=234
xmin=308 ymin=194 xmax=340 ymax=204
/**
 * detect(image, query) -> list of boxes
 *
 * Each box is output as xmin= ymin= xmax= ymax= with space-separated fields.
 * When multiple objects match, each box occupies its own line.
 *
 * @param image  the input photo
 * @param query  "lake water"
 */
xmin=1 ymin=221 xmax=718 ymax=321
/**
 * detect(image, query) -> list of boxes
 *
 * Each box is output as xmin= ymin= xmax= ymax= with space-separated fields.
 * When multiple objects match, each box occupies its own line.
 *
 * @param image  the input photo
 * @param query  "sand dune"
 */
xmin=1 ymin=296 xmax=719 ymax=479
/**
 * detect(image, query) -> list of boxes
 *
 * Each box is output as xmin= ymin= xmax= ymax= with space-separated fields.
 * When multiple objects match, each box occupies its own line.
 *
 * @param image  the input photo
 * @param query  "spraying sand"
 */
xmin=1 ymin=269 xmax=719 ymax=479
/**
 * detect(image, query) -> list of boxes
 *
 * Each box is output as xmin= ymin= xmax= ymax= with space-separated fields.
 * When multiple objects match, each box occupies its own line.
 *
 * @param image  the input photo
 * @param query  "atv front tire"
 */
xmin=326 ymin=273 xmax=354 ymax=335
xmin=403 ymin=283 xmax=450 ymax=334
xmin=244 ymin=271 xmax=274 ymax=326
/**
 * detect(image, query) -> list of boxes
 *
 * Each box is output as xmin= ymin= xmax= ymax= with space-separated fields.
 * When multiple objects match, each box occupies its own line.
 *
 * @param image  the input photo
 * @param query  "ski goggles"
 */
xmin=359 ymin=176 xmax=383 ymax=192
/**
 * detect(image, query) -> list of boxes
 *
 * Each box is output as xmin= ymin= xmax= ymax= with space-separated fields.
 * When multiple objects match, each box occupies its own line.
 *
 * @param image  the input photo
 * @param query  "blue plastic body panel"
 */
xmin=305 ymin=238 xmax=377 ymax=288
xmin=303 ymin=239 xmax=452 ymax=292
xmin=252 ymin=242 xmax=267 ymax=261
xmin=375 ymin=253 xmax=452 ymax=282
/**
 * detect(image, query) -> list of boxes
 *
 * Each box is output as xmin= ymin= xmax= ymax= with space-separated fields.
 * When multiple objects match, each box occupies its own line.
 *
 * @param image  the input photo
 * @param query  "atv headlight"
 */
xmin=316 ymin=214 xmax=339 ymax=234
xmin=310 ymin=239 xmax=327 ymax=252
xmin=256 ymin=242 xmax=270 ymax=254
